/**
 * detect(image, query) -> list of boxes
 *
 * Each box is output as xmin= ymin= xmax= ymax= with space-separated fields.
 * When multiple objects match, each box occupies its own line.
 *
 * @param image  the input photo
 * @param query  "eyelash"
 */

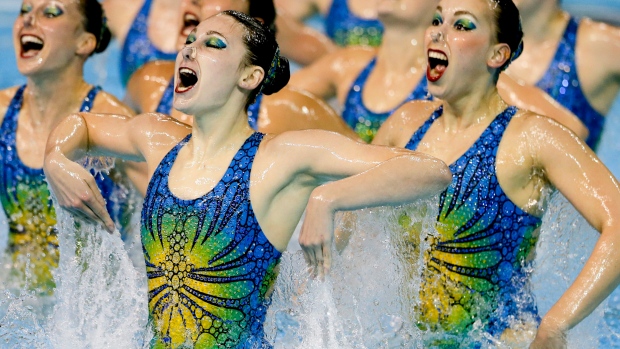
xmin=20 ymin=4 xmax=32 ymax=15
xmin=43 ymin=7 xmax=63 ymax=18
xmin=205 ymin=38 xmax=226 ymax=49
xmin=454 ymin=20 xmax=475 ymax=31
xmin=432 ymin=16 xmax=443 ymax=26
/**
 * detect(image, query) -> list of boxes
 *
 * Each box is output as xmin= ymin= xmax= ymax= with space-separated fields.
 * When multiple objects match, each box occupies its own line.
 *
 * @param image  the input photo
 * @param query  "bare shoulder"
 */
xmin=578 ymin=18 xmax=620 ymax=68
xmin=0 ymin=86 xmax=21 ymax=124
xmin=127 ymin=61 xmax=175 ymax=94
xmin=375 ymin=100 xmax=442 ymax=147
xmin=505 ymin=109 xmax=580 ymax=145
xmin=92 ymin=90 xmax=136 ymax=116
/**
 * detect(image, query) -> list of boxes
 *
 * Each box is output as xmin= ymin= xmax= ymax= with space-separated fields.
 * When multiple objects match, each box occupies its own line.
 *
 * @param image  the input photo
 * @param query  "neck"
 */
xmin=521 ymin=2 xmax=566 ymax=42
xmin=376 ymin=22 xmax=427 ymax=74
xmin=442 ymin=86 xmax=506 ymax=131
xmin=24 ymin=63 xmax=89 ymax=130
xmin=189 ymin=99 xmax=254 ymax=161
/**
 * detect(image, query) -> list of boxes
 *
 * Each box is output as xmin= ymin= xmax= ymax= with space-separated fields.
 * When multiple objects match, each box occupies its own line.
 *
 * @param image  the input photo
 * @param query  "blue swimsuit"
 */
xmin=141 ymin=133 xmax=281 ymax=348
xmin=535 ymin=17 xmax=605 ymax=149
xmin=404 ymin=106 xmax=542 ymax=343
xmin=342 ymin=58 xmax=430 ymax=142
xmin=325 ymin=0 xmax=383 ymax=47
xmin=120 ymin=0 xmax=177 ymax=85
xmin=156 ymin=79 xmax=263 ymax=130
xmin=0 ymin=85 xmax=119 ymax=291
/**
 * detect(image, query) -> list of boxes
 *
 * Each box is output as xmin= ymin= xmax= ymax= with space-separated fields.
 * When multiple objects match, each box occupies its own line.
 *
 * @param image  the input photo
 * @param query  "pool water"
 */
xmin=1 ymin=0 xmax=620 ymax=348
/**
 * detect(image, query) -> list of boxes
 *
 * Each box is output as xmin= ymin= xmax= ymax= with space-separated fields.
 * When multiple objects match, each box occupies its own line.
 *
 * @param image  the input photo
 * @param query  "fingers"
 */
xmin=83 ymin=178 xmax=115 ymax=233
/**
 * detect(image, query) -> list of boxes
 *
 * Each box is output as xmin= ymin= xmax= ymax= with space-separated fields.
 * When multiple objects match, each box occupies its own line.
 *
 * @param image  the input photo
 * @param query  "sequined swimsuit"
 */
xmin=404 ymin=106 xmax=542 ymax=342
xmin=120 ymin=0 xmax=177 ymax=85
xmin=342 ymin=58 xmax=430 ymax=142
xmin=142 ymin=133 xmax=281 ymax=348
xmin=535 ymin=17 xmax=605 ymax=149
xmin=156 ymin=79 xmax=263 ymax=130
xmin=325 ymin=0 xmax=383 ymax=47
xmin=0 ymin=85 xmax=119 ymax=291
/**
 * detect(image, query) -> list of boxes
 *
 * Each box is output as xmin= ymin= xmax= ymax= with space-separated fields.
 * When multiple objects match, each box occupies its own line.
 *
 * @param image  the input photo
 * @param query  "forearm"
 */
xmin=310 ymin=154 xmax=451 ymax=213
xmin=542 ymin=225 xmax=620 ymax=332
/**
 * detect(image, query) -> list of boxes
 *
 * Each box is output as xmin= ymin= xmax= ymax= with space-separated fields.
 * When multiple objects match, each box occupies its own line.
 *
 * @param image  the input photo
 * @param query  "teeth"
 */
xmin=184 ymin=13 xmax=198 ymax=22
xmin=21 ymin=34 xmax=43 ymax=45
xmin=429 ymin=51 xmax=447 ymax=61
xmin=179 ymin=68 xmax=196 ymax=76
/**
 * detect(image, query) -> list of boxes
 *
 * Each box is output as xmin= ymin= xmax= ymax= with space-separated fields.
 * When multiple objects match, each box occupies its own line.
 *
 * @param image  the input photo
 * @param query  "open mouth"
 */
xmin=175 ymin=67 xmax=198 ymax=93
xmin=181 ymin=12 xmax=199 ymax=37
xmin=427 ymin=50 xmax=449 ymax=82
xmin=20 ymin=34 xmax=44 ymax=58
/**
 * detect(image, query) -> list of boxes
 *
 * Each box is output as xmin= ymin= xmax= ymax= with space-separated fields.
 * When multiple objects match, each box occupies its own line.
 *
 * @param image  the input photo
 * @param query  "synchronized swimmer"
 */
xmin=0 ymin=0 xmax=618 ymax=348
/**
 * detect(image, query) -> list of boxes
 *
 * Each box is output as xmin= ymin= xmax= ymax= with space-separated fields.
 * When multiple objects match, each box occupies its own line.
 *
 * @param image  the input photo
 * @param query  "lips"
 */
xmin=20 ymin=34 xmax=44 ymax=58
xmin=427 ymin=49 xmax=449 ymax=82
xmin=175 ymin=67 xmax=198 ymax=93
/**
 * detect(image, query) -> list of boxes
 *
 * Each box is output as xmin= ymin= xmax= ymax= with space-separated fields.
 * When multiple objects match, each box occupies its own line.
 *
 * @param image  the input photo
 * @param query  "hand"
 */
xmin=299 ymin=187 xmax=335 ymax=279
xmin=44 ymin=152 xmax=115 ymax=232
xmin=529 ymin=320 xmax=567 ymax=349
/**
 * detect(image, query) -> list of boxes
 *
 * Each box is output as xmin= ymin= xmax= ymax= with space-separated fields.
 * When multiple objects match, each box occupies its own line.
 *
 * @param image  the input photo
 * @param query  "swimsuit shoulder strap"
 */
xmin=1 ymin=85 xmax=26 ymax=135
xmin=80 ymin=86 xmax=101 ymax=112
xmin=156 ymin=79 xmax=175 ymax=114
xmin=404 ymin=105 xmax=443 ymax=151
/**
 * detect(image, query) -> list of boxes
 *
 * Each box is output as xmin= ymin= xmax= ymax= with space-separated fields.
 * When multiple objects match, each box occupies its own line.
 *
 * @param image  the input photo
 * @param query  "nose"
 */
xmin=430 ymin=30 xmax=443 ymax=43
xmin=183 ymin=46 xmax=196 ymax=60
xmin=22 ymin=12 xmax=35 ymax=27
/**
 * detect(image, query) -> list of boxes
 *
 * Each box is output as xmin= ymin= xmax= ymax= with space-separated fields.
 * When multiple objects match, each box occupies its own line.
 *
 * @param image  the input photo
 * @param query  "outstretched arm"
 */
xmin=275 ymin=130 xmax=451 ymax=276
xmin=525 ymin=115 xmax=620 ymax=348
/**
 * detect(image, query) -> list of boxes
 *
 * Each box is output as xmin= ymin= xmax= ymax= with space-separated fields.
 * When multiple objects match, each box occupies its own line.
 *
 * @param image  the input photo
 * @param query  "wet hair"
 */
xmin=248 ymin=0 xmax=276 ymax=32
xmin=221 ymin=10 xmax=290 ymax=110
xmin=78 ymin=0 xmax=111 ymax=54
xmin=489 ymin=0 xmax=523 ymax=71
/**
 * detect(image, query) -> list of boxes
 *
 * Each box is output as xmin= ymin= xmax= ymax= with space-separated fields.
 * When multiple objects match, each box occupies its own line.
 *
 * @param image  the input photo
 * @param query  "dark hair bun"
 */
xmin=94 ymin=25 xmax=111 ymax=54
xmin=261 ymin=55 xmax=290 ymax=95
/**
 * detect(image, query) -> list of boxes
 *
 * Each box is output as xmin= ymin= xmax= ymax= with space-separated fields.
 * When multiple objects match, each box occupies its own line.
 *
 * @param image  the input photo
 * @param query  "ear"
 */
xmin=238 ymin=65 xmax=265 ymax=91
xmin=76 ymin=32 xmax=97 ymax=56
xmin=487 ymin=43 xmax=511 ymax=70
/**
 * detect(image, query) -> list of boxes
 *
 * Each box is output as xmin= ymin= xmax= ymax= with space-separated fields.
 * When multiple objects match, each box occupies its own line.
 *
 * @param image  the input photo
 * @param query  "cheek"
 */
xmin=449 ymin=34 xmax=488 ymax=62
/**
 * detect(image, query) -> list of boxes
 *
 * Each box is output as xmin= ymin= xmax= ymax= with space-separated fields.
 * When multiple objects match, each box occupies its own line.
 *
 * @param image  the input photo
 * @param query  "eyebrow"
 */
xmin=454 ymin=10 xmax=478 ymax=21
xmin=203 ymin=30 xmax=227 ymax=40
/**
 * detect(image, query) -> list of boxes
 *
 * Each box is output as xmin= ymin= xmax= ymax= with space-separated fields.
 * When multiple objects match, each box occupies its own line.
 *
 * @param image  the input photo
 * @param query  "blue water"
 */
xmin=1 ymin=0 xmax=620 ymax=347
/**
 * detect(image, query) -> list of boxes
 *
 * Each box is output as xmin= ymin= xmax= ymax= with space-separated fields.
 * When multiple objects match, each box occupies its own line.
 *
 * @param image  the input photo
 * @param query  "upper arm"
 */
xmin=275 ymin=15 xmax=337 ymax=66
xmin=269 ymin=129 xmax=438 ymax=184
xmin=532 ymin=115 xmax=620 ymax=231
xmin=497 ymin=74 xmax=588 ymax=140
xmin=274 ymin=0 xmax=318 ymax=21
xmin=101 ymin=0 xmax=142 ymax=42
xmin=82 ymin=112 xmax=189 ymax=163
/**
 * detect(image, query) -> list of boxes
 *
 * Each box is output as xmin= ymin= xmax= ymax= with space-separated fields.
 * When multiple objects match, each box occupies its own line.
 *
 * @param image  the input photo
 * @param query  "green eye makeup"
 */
xmin=455 ymin=18 xmax=476 ymax=31
xmin=185 ymin=33 xmax=197 ymax=45
xmin=206 ymin=37 xmax=226 ymax=49
xmin=43 ymin=4 xmax=63 ymax=18
xmin=20 ymin=3 xmax=32 ymax=15
xmin=432 ymin=14 xmax=443 ymax=26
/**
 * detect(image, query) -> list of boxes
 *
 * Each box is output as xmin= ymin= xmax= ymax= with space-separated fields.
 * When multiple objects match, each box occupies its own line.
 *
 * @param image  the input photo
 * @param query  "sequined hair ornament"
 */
xmin=260 ymin=46 xmax=281 ymax=92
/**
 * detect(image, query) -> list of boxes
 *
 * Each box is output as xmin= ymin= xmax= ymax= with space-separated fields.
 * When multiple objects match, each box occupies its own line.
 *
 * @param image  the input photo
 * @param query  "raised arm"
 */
xmin=267 ymin=130 xmax=451 ymax=276
xmin=525 ymin=115 xmax=620 ymax=348
xmin=288 ymin=47 xmax=374 ymax=101
xmin=43 ymin=112 xmax=189 ymax=231
xmin=275 ymin=13 xmax=336 ymax=65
